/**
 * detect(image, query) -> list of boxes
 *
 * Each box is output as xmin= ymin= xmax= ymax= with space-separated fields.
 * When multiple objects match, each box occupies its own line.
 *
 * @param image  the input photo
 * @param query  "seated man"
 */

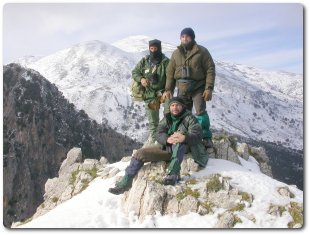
xmin=108 ymin=97 xmax=208 ymax=195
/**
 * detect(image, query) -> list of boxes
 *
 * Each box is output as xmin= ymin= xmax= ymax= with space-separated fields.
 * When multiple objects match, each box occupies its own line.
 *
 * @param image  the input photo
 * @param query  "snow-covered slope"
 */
xmin=23 ymin=40 xmax=149 ymax=142
xmin=14 ymin=55 xmax=42 ymax=67
xmin=15 ymin=36 xmax=303 ymax=149
xmin=112 ymin=35 xmax=176 ymax=55
xmin=208 ymin=61 xmax=303 ymax=149
xmin=14 ymin=157 xmax=303 ymax=228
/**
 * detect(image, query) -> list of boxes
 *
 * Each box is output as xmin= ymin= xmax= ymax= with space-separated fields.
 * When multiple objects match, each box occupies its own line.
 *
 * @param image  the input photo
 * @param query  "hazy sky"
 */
xmin=3 ymin=3 xmax=303 ymax=73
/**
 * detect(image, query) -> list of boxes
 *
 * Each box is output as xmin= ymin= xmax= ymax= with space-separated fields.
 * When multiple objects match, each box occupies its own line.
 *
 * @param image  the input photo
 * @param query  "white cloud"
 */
xmin=2 ymin=3 xmax=303 ymax=73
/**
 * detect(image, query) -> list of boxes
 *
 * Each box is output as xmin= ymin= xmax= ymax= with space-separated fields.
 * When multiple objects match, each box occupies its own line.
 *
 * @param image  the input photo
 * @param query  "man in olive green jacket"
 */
xmin=132 ymin=39 xmax=169 ymax=146
xmin=162 ymin=28 xmax=215 ymax=148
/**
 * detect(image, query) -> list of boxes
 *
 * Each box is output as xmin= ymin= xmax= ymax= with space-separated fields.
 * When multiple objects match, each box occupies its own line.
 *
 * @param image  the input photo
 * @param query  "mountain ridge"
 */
xmin=14 ymin=35 xmax=303 ymax=150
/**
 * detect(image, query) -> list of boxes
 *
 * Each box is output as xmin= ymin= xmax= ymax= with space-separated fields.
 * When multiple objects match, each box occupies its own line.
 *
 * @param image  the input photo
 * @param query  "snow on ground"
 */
xmin=14 ymin=157 xmax=303 ymax=228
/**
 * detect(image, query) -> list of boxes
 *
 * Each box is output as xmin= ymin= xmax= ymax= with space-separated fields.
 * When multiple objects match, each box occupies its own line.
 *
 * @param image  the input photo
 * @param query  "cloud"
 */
xmin=2 ymin=3 xmax=303 ymax=73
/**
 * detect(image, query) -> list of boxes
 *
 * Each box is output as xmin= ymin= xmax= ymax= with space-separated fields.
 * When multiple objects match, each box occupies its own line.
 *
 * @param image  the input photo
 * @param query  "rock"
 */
xmin=180 ymin=156 xmax=200 ymax=176
xmin=268 ymin=205 xmax=281 ymax=216
xmin=278 ymin=186 xmax=291 ymax=197
xmin=58 ymin=148 xmax=82 ymax=176
xmin=99 ymin=156 xmax=109 ymax=165
xmin=239 ymin=211 xmax=256 ymax=223
xmin=165 ymin=197 xmax=179 ymax=214
xmin=197 ymin=205 xmax=209 ymax=216
xmin=122 ymin=178 xmax=148 ymax=216
xmin=214 ymin=139 xmax=241 ymax=164
xmin=215 ymin=211 xmax=235 ymax=228
xmin=227 ymin=147 xmax=241 ymax=165
xmin=207 ymin=147 xmax=216 ymax=159
xmin=179 ymin=195 xmax=199 ymax=215
xmin=215 ymin=139 xmax=230 ymax=159
xmin=81 ymin=159 xmax=100 ymax=171
xmin=208 ymin=191 xmax=242 ymax=209
xmin=136 ymin=161 xmax=167 ymax=180
xmin=32 ymin=148 xmax=104 ymax=219
xmin=139 ymin=181 xmax=167 ymax=221
xmin=121 ymin=156 xmax=132 ymax=162
xmin=236 ymin=143 xmax=249 ymax=160
xmin=249 ymin=146 xmax=273 ymax=177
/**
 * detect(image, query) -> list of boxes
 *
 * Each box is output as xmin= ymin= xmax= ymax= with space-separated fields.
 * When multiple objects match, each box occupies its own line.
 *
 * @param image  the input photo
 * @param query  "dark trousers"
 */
xmin=178 ymin=86 xmax=206 ymax=115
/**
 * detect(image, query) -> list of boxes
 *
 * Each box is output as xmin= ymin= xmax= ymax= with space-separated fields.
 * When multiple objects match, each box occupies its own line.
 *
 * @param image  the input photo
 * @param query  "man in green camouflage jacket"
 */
xmin=132 ymin=39 xmax=169 ymax=146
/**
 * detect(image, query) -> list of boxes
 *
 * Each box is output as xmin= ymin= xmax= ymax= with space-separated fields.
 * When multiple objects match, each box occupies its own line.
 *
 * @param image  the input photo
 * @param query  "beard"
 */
xmin=182 ymin=40 xmax=195 ymax=50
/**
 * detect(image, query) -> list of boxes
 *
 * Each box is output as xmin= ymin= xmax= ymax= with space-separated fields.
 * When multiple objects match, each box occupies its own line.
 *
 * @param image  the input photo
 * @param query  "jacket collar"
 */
xmin=177 ymin=43 xmax=199 ymax=61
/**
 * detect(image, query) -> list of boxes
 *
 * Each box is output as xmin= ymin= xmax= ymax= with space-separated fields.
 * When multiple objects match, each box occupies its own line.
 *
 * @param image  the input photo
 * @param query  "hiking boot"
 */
xmin=108 ymin=175 xmax=133 ymax=195
xmin=203 ymin=138 xmax=214 ymax=149
xmin=163 ymin=174 xmax=180 ymax=186
xmin=108 ymin=185 xmax=129 ymax=195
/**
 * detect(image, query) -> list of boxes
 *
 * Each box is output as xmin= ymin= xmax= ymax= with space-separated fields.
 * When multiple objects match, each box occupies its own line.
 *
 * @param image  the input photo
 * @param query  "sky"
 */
xmin=2 ymin=3 xmax=303 ymax=74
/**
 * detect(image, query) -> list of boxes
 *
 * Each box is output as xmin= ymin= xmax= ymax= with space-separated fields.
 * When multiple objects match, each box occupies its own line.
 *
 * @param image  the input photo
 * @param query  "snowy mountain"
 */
xmin=13 ymin=55 xmax=42 ymax=67
xmin=13 ymin=143 xmax=303 ymax=228
xmin=14 ymin=36 xmax=303 ymax=150
xmin=112 ymin=35 xmax=176 ymax=56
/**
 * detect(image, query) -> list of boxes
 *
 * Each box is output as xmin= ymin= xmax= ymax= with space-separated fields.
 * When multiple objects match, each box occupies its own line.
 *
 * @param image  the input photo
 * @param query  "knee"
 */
xmin=133 ymin=149 xmax=147 ymax=161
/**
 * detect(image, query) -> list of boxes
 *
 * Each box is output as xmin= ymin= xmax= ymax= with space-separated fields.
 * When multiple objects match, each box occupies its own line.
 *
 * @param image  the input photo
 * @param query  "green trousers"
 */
xmin=145 ymin=104 xmax=159 ymax=141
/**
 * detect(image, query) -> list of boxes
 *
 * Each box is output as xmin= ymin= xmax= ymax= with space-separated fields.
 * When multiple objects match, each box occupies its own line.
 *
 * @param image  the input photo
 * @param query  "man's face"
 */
xmin=180 ymin=34 xmax=192 ymax=45
xmin=149 ymin=46 xmax=158 ymax=52
xmin=170 ymin=103 xmax=184 ymax=116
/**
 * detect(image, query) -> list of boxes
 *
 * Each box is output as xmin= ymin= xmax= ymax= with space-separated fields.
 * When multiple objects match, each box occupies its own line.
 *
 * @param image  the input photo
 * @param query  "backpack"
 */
xmin=130 ymin=80 xmax=145 ymax=102
xmin=178 ymin=114 xmax=209 ymax=167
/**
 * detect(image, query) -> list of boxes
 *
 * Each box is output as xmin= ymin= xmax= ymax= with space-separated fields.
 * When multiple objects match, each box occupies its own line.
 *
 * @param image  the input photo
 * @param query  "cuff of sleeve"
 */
xmin=184 ymin=135 xmax=190 ymax=144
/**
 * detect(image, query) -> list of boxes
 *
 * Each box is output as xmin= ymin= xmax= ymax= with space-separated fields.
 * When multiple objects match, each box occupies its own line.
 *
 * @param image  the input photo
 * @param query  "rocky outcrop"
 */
xmin=32 ymin=148 xmax=109 ymax=219
xmin=119 ymin=158 xmax=255 ymax=227
xmin=20 ymin=139 xmax=290 ymax=228
xmin=3 ymin=64 xmax=140 ymax=227
xmin=208 ymin=132 xmax=273 ymax=177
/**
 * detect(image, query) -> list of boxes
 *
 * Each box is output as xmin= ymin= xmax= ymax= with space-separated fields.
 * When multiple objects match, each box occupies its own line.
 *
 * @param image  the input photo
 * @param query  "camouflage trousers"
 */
xmin=145 ymin=104 xmax=159 ymax=141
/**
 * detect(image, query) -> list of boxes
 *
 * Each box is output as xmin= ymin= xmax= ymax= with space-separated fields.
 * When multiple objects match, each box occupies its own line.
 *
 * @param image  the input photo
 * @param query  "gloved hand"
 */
xmin=202 ymin=89 xmax=212 ymax=101
xmin=141 ymin=78 xmax=149 ymax=87
xmin=162 ymin=90 xmax=173 ymax=101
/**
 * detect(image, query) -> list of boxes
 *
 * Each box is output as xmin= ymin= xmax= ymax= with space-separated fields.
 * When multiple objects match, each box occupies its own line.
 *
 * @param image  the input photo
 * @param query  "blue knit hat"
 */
xmin=180 ymin=28 xmax=195 ymax=40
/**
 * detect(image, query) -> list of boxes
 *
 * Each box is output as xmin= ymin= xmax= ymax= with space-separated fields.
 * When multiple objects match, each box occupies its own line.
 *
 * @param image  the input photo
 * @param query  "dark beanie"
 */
xmin=180 ymin=28 xmax=195 ymax=40
xmin=168 ymin=97 xmax=186 ymax=107
xmin=149 ymin=39 xmax=161 ymax=48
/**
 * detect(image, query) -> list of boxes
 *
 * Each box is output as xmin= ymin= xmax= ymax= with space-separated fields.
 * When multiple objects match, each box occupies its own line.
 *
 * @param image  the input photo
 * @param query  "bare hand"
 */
xmin=141 ymin=78 xmax=149 ymax=87
xmin=167 ymin=132 xmax=186 ymax=144
xmin=162 ymin=91 xmax=172 ymax=101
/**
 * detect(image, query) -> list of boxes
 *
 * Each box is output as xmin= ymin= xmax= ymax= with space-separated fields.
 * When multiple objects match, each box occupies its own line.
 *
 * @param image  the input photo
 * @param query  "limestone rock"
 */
xmin=58 ymin=148 xmax=82 ymax=176
xmin=179 ymin=195 xmax=199 ymax=215
xmin=215 ymin=211 xmax=235 ymax=228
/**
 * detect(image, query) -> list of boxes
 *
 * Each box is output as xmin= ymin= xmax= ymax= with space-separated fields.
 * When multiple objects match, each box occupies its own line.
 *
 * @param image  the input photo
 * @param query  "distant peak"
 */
xmin=112 ymin=35 xmax=176 ymax=53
